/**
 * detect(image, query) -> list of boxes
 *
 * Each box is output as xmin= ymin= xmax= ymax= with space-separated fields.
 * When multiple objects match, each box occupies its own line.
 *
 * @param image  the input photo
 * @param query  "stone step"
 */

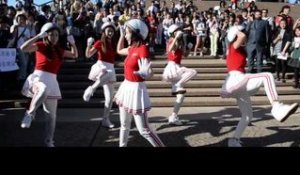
xmin=57 ymin=73 xmax=228 ymax=81
xmin=47 ymin=86 xmax=300 ymax=98
xmin=2 ymin=94 xmax=299 ymax=108
xmin=3 ymin=84 xmax=300 ymax=100
xmin=62 ymin=59 xmax=228 ymax=69
xmin=60 ymin=67 xmax=229 ymax=74
xmin=58 ymin=79 xmax=296 ymax=90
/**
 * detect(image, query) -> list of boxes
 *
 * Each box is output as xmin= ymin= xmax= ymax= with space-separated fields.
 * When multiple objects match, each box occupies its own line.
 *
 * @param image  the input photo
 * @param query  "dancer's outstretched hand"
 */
xmin=133 ymin=58 xmax=152 ymax=79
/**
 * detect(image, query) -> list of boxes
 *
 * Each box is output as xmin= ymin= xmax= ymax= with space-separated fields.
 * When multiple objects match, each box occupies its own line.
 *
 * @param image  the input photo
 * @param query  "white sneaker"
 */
xmin=21 ymin=112 xmax=33 ymax=128
xmin=271 ymin=102 xmax=299 ymax=122
xmin=102 ymin=118 xmax=115 ymax=128
xmin=228 ymin=138 xmax=242 ymax=147
xmin=83 ymin=86 xmax=94 ymax=102
xmin=168 ymin=116 xmax=183 ymax=126
xmin=45 ymin=140 xmax=55 ymax=147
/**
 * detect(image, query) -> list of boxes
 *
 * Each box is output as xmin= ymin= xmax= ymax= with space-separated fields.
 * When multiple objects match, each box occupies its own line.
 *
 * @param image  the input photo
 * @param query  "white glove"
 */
xmin=187 ymin=43 xmax=193 ymax=49
xmin=175 ymin=31 xmax=183 ymax=38
xmin=120 ymin=25 xmax=125 ymax=37
xmin=38 ymin=31 xmax=48 ymax=39
xmin=67 ymin=35 xmax=75 ymax=45
xmin=133 ymin=58 xmax=152 ymax=79
xmin=87 ymin=37 xmax=94 ymax=47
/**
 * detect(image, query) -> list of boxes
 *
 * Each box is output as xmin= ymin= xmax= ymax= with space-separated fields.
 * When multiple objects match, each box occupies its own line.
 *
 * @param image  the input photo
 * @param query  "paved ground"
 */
xmin=1 ymin=105 xmax=300 ymax=147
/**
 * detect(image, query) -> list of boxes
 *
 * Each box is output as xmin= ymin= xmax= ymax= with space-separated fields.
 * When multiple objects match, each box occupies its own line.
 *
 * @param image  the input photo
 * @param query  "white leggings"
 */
xmin=91 ymin=81 xmax=114 ymax=119
xmin=172 ymin=94 xmax=185 ymax=117
xmin=173 ymin=67 xmax=197 ymax=88
xmin=230 ymin=72 xmax=279 ymax=139
xmin=119 ymin=107 xmax=165 ymax=147
xmin=27 ymin=81 xmax=57 ymax=145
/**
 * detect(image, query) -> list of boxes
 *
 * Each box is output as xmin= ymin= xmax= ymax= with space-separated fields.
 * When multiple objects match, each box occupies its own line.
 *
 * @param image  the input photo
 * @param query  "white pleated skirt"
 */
xmin=114 ymin=79 xmax=151 ymax=115
xmin=21 ymin=70 xmax=61 ymax=99
xmin=88 ymin=60 xmax=116 ymax=82
xmin=162 ymin=61 xmax=185 ymax=82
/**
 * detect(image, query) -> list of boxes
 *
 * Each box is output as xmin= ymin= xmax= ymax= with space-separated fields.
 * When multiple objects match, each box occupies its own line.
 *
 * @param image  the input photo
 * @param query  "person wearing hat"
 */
xmin=162 ymin=24 xmax=197 ymax=126
xmin=221 ymin=25 xmax=299 ymax=147
xmin=115 ymin=19 xmax=164 ymax=147
xmin=83 ymin=22 xmax=117 ymax=129
xmin=19 ymin=22 xmax=78 ymax=147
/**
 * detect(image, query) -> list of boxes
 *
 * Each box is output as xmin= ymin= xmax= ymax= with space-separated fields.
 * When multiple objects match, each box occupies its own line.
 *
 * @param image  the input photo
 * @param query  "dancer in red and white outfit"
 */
xmin=115 ymin=19 xmax=164 ymax=147
xmin=83 ymin=22 xmax=117 ymax=128
xmin=19 ymin=22 xmax=78 ymax=147
xmin=162 ymin=24 xmax=197 ymax=126
xmin=221 ymin=25 xmax=299 ymax=147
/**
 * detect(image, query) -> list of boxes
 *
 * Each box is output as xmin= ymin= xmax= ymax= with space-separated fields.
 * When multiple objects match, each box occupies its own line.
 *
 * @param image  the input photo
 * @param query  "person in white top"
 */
xmin=207 ymin=14 xmax=219 ymax=57
xmin=10 ymin=13 xmax=31 ymax=81
xmin=163 ymin=12 xmax=174 ymax=45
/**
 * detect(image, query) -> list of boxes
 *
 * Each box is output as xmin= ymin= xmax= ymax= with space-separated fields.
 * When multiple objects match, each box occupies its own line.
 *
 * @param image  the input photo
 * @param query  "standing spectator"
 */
xmin=10 ymin=13 xmax=31 ymax=82
xmin=288 ymin=27 xmax=300 ymax=88
xmin=162 ymin=12 xmax=174 ymax=45
xmin=194 ymin=13 xmax=206 ymax=56
xmin=273 ymin=19 xmax=293 ymax=83
xmin=0 ymin=16 xmax=14 ymax=92
xmin=207 ymin=13 xmax=219 ymax=57
xmin=147 ymin=1 xmax=158 ymax=14
xmin=245 ymin=10 xmax=270 ymax=73
xmin=262 ymin=9 xmax=274 ymax=62
xmin=146 ymin=11 xmax=157 ymax=53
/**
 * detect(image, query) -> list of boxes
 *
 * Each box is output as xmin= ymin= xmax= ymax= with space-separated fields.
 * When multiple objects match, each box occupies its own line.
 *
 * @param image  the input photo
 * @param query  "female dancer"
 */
xmin=221 ymin=25 xmax=298 ymax=147
xmin=83 ymin=22 xmax=117 ymax=128
xmin=115 ymin=19 xmax=164 ymax=147
xmin=162 ymin=24 xmax=197 ymax=125
xmin=20 ymin=22 xmax=78 ymax=147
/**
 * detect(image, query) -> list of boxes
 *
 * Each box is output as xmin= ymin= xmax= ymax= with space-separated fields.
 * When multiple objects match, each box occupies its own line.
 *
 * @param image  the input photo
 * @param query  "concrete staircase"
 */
xmin=2 ymin=55 xmax=300 ymax=108
xmin=2 ymin=1 xmax=300 ymax=109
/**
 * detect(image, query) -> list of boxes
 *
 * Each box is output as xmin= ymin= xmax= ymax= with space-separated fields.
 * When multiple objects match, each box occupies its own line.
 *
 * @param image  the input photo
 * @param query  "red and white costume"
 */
xmin=88 ymin=40 xmax=116 ymax=83
xmin=22 ymin=41 xmax=64 ymax=99
xmin=162 ymin=38 xmax=197 ymax=125
xmin=221 ymin=43 xmax=280 ymax=144
xmin=21 ymin=41 xmax=65 ymax=147
xmin=115 ymin=45 xmax=151 ymax=114
xmin=162 ymin=38 xmax=197 ymax=86
xmin=114 ymin=44 xmax=164 ymax=147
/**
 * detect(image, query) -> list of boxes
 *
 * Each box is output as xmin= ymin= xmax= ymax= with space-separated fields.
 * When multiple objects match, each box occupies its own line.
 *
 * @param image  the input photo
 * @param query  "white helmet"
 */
xmin=227 ymin=25 xmax=244 ymax=43
xmin=167 ymin=24 xmax=181 ymax=37
xmin=101 ymin=22 xmax=116 ymax=31
xmin=41 ymin=22 xmax=59 ymax=33
xmin=125 ymin=19 xmax=149 ymax=40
